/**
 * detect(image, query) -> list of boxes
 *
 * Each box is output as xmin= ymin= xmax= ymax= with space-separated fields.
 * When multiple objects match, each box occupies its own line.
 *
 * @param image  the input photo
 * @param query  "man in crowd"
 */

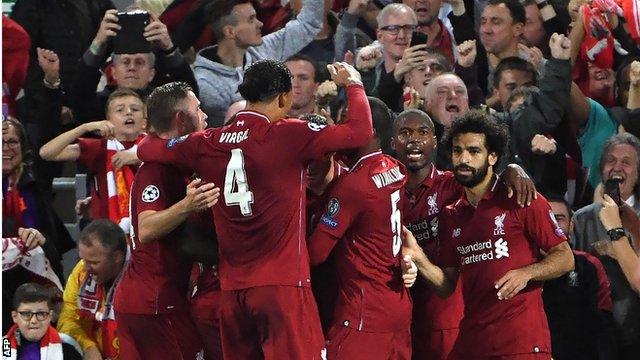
xmin=58 ymin=220 xmax=127 ymax=360
xmin=72 ymin=9 xmax=197 ymax=124
xmin=544 ymin=195 xmax=618 ymax=360
xmin=114 ymin=82 xmax=218 ymax=359
xmin=286 ymin=54 xmax=321 ymax=117
xmin=136 ymin=59 xmax=372 ymax=359
xmin=194 ymin=0 xmax=323 ymax=126
xmin=572 ymin=133 xmax=640 ymax=359
xmin=402 ymin=110 xmax=574 ymax=359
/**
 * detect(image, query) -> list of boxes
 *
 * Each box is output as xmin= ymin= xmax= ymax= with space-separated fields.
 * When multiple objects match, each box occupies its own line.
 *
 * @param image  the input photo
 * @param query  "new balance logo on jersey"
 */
xmin=452 ymin=228 xmax=461 ymax=238
xmin=371 ymin=166 xmax=404 ymax=189
xmin=427 ymin=192 xmax=438 ymax=215
xmin=494 ymin=213 xmax=506 ymax=235
xmin=220 ymin=129 xmax=249 ymax=144
xmin=494 ymin=238 xmax=509 ymax=258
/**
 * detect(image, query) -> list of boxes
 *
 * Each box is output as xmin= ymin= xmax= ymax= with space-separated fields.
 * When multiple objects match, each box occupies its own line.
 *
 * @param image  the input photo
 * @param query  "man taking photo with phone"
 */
xmin=572 ymin=132 xmax=640 ymax=360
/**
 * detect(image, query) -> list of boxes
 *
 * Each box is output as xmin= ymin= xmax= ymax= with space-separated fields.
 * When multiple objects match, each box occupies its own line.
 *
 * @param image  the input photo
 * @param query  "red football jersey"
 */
xmin=402 ymin=166 xmax=465 ymax=333
xmin=114 ymin=162 xmax=194 ymax=314
xmin=136 ymin=84 xmax=372 ymax=290
xmin=308 ymin=151 xmax=412 ymax=332
xmin=439 ymin=178 xmax=567 ymax=357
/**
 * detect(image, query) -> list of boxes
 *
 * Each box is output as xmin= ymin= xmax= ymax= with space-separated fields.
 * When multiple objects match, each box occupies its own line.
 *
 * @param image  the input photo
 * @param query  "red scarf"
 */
xmin=4 ymin=324 xmax=64 ymax=360
xmin=620 ymin=0 xmax=640 ymax=43
xmin=105 ymin=136 xmax=143 ymax=234
xmin=76 ymin=268 xmax=120 ymax=359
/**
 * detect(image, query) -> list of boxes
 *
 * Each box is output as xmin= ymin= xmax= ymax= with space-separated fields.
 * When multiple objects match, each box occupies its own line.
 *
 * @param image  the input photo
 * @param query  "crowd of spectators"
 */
xmin=2 ymin=0 xmax=640 ymax=358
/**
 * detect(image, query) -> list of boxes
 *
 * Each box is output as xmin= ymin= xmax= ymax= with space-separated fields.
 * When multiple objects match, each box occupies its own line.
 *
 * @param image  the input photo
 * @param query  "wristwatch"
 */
xmin=607 ymin=227 xmax=628 ymax=241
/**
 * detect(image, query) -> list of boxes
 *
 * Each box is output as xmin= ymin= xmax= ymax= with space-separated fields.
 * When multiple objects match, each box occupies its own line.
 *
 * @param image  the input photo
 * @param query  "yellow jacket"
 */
xmin=57 ymin=260 xmax=109 ymax=354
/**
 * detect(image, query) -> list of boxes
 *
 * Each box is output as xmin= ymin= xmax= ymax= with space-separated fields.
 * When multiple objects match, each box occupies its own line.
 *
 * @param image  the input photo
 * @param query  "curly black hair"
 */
xmin=238 ymin=59 xmax=292 ymax=102
xmin=442 ymin=110 xmax=510 ymax=162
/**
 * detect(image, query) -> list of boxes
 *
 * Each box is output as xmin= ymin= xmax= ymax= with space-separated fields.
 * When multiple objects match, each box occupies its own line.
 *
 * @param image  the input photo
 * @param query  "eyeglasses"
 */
xmin=2 ymin=139 xmax=20 ymax=148
xmin=17 ymin=311 xmax=50 ymax=321
xmin=379 ymin=24 xmax=417 ymax=35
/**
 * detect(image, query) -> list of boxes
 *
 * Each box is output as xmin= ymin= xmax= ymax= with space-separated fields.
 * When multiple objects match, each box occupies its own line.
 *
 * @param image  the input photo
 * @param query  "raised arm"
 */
xmin=136 ymin=131 xmax=205 ymax=173
xmin=254 ymin=0 xmax=323 ymax=61
xmin=302 ymin=62 xmax=373 ymax=160
xmin=39 ymin=121 xmax=114 ymax=162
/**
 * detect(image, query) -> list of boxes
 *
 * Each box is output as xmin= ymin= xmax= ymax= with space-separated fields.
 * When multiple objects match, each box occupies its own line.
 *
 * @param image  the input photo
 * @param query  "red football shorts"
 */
xmin=412 ymin=327 xmax=459 ymax=360
xmin=447 ymin=351 xmax=551 ymax=360
xmin=326 ymin=324 xmax=411 ymax=360
xmin=190 ymin=288 xmax=222 ymax=360
xmin=115 ymin=310 xmax=204 ymax=360
xmin=219 ymin=286 xmax=325 ymax=360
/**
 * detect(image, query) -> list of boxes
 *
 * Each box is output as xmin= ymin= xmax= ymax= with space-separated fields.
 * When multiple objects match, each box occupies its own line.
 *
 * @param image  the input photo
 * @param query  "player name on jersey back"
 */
xmin=371 ymin=166 xmax=405 ymax=189
xmin=219 ymin=129 xmax=249 ymax=144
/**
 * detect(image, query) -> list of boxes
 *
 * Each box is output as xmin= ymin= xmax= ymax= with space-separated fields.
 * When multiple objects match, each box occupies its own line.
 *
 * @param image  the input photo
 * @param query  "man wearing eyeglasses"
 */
xmin=5 ymin=283 xmax=82 ymax=359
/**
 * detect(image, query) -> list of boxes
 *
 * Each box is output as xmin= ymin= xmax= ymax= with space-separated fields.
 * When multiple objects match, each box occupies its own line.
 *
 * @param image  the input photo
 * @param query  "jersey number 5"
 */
xmin=224 ymin=149 xmax=254 ymax=216
xmin=391 ymin=189 xmax=402 ymax=256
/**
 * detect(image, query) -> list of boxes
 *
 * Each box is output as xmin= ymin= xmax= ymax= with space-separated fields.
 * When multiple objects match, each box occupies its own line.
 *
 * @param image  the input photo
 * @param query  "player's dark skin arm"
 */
xmin=401 ymin=226 xmax=459 ymax=298
xmin=501 ymin=164 xmax=537 ymax=207
xmin=138 ymin=179 xmax=219 ymax=243
xmin=494 ymin=241 xmax=574 ymax=300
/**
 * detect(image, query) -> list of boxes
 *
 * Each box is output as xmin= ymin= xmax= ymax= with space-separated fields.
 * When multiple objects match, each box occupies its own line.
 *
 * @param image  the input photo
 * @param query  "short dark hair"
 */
xmin=493 ymin=57 xmax=538 ymax=89
xmin=238 ymin=59 xmax=292 ymax=102
xmin=425 ymin=48 xmax=453 ymax=72
xmin=13 ymin=283 xmax=52 ymax=310
xmin=393 ymin=109 xmax=435 ymax=133
xmin=486 ymin=0 xmax=526 ymax=24
xmin=285 ymin=54 xmax=321 ymax=83
xmin=443 ymin=109 xmax=510 ymax=162
xmin=79 ymin=219 xmax=127 ymax=254
xmin=368 ymin=97 xmax=395 ymax=154
xmin=544 ymin=193 xmax=573 ymax=217
xmin=207 ymin=0 xmax=251 ymax=39
xmin=599 ymin=132 xmax=640 ymax=196
xmin=146 ymin=82 xmax=193 ymax=133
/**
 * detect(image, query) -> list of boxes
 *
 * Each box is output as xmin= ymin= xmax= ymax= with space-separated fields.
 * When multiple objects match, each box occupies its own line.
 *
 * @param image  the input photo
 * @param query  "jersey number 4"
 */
xmin=391 ymin=189 xmax=402 ymax=256
xmin=224 ymin=149 xmax=254 ymax=216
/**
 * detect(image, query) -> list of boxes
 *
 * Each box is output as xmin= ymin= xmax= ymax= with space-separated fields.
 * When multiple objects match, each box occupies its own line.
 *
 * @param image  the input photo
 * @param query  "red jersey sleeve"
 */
xmin=281 ymin=84 xmax=373 ymax=163
xmin=523 ymin=194 xmax=568 ymax=252
xmin=136 ymin=131 xmax=209 ymax=173
xmin=134 ymin=164 xmax=171 ymax=213
xmin=308 ymin=178 xmax=364 ymax=265
xmin=77 ymin=137 xmax=104 ymax=172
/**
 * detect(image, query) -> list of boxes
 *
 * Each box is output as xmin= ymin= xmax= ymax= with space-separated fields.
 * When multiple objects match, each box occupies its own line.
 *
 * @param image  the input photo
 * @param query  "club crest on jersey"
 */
xmin=307 ymin=121 xmax=326 ymax=132
xmin=549 ymin=210 xmax=565 ymax=237
xmin=494 ymin=213 xmax=506 ymax=235
xmin=142 ymin=185 xmax=160 ymax=203
xmin=427 ymin=192 xmax=439 ymax=215
xmin=167 ymin=135 xmax=188 ymax=148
